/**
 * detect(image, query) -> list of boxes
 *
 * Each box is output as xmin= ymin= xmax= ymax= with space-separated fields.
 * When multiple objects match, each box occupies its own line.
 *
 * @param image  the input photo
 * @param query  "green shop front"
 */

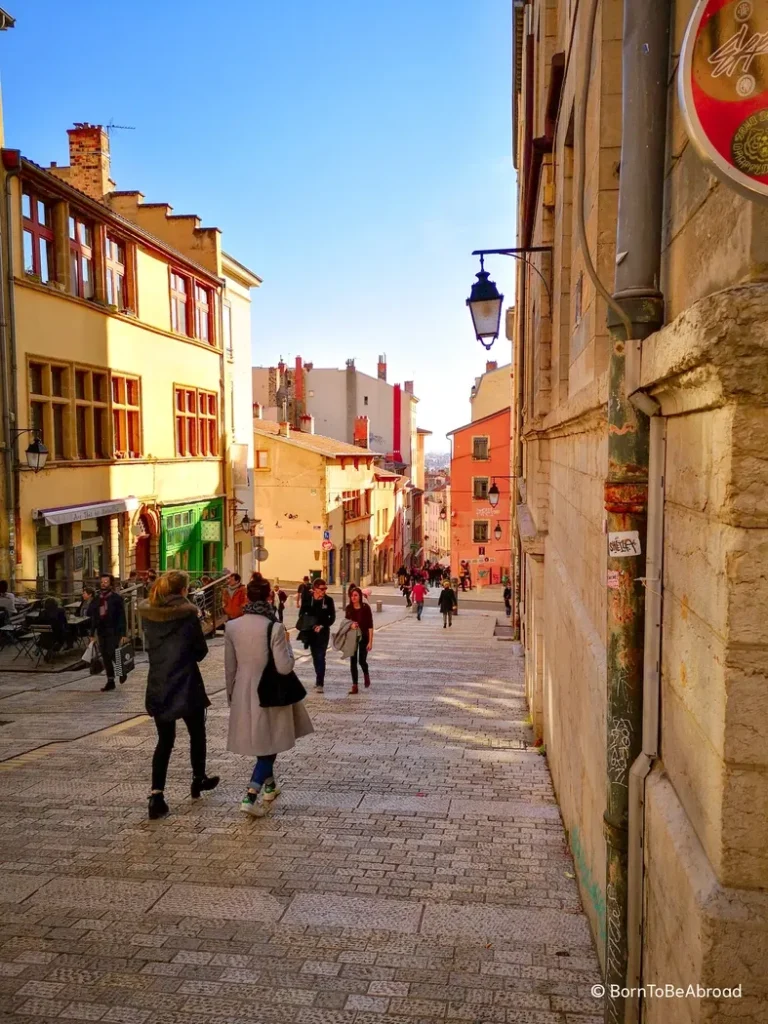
xmin=159 ymin=498 xmax=224 ymax=574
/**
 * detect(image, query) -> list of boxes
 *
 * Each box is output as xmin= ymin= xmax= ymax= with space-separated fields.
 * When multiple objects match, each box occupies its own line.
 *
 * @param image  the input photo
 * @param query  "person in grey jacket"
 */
xmin=226 ymin=578 xmax=314 ymax=817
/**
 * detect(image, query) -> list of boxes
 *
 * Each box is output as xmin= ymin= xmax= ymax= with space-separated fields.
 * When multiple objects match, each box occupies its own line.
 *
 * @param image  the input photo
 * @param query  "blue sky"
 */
xmin=1 ymin=0 xmax=516 ymax=448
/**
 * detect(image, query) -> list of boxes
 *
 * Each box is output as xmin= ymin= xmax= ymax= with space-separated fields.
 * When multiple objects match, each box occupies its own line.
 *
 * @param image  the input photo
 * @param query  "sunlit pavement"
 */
xmin=0 ymin=607 xmax=602 ymax=1023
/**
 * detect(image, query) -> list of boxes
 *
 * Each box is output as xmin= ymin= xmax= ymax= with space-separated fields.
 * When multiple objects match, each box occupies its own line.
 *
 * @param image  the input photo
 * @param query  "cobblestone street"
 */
xmin=0 ymin=606 xmax=602 ymax=1023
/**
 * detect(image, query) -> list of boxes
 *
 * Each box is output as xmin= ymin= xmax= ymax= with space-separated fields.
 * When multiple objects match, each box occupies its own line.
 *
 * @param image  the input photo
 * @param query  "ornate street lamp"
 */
xmin=488 ymin=483 xmax=500 ymax=508
xmin=12 ymin=429 xmax=48 ymax=473
xmin=494 ymin=523 xmax=502 ymax=542
xmin=466 ymin=256 xmax=503 ymax=351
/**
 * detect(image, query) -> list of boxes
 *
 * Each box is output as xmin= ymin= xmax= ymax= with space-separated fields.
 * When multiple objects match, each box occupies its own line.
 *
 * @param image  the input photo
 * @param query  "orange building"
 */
xmin=447 ymin=406 xmax=511 ymax=587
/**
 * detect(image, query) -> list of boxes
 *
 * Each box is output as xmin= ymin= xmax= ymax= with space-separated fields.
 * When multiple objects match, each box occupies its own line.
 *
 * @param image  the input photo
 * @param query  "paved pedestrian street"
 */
xmin=0 ymin=607 xmax=602 ymax=1024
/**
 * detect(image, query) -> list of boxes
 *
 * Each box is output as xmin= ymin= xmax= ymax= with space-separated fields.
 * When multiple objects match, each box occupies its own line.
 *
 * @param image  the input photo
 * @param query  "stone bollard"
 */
xmin=376 ymin=601 xmax=383 ymax=613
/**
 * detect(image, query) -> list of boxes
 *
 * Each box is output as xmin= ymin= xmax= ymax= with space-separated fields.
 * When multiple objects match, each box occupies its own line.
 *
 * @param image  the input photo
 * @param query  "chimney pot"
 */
xmin=486 ymin=360 xmax=498 ymax=372
xmin=353 ymin=415 xmax=370 ymax=449
xmin=65 ymin=124 xmax=112 ymax=199
xmin=279 ymin=421 xmax=291 ymax=438
xmin=300 ymin=414 xmax=315 ymax=434
xmin=377 ymin=356 xmax=387 ymax=381
xmin=253 ymin=402 xmax=263 ymax=421
xmin=404 ymin=381 xmax=414 ymax=395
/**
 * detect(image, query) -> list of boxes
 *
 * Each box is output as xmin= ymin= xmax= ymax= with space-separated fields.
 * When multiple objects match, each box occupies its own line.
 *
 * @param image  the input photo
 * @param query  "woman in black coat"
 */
xmin=139 ymin=570 xmax=219 ymax=820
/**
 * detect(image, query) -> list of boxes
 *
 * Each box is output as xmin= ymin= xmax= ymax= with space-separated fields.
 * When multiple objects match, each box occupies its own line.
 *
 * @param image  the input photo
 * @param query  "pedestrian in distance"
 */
xmin=503 ymin=582 xmax=512 ymax=618
xmin=89 ymin=574 xmax=127 ymax=692
xmin=345 ymin=585 xmax=373 ymax=694
xmin=275 ymin=587 xmax=288 ymax=623
xmin=139 ymin=570 xmax=219 ymax=820
xmin=223 ymin=572 xmax=247 ymax=620
xmin=412 ymin=579 xmax=428 ymax=621
xmin=296 ymin=576 xmax=311 ymax=608
xmin=226 ymin=577 xmax=314 ymax=816
xmin=401 ymin=581 xmax=412 ymax=607
xmin=298 ymin=578 xmax=336 ymax=690
xmin=438 ymin=579 xmax=458 ymax=628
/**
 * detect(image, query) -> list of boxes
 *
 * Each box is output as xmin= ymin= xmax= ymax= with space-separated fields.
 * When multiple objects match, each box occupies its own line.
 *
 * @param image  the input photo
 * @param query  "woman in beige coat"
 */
xmin=226 ymin=578 xmax=313 ymax=816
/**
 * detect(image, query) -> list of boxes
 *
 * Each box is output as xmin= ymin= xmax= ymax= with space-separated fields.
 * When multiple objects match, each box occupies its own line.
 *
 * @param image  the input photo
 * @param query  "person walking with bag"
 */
xmin=223 ymin=573 xmax=247 ymax=620
xmin=226 ymin=578 xmax=313 ymax=816
xmin=438 ymin=579 xmax=458 ymax=628
xmin=297 ymin=578 xmax=335 ymax=690
xmin=345 ymin=586 xmax=373 ymax=695
xmin=89 ymin=574 xmax=127 ymax=692
xmin=139 ymin=571 xmax=219 ymax=820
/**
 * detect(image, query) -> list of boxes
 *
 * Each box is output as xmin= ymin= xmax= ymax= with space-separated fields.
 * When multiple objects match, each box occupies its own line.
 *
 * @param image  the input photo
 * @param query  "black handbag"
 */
xmin=257 ymin=622 xmax=307 ymax=708
xmin=295 ymin=612 xmax=317 ymax=632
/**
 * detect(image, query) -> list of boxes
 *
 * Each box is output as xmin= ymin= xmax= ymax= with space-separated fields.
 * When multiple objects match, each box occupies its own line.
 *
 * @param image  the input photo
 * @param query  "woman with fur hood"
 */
xmin=139 ymin=570 xmax=219 ymax=820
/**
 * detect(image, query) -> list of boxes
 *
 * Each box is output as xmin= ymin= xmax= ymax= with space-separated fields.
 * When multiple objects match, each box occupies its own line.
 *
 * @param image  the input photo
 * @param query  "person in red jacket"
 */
xmin=345 ymin=586 xmax=373 ymax=694
xmin=412 ymin=580 xmax=428 ymax=621
xmin=223 ymin=573 xmax=247 ymax=620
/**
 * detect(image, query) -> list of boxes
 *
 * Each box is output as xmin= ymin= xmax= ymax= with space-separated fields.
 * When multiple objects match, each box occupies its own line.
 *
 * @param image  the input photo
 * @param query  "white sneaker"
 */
xmin=239 ymin=794 xmax=267 ymax=817
xmin=261 ymin=783 xmax=281 ymax=804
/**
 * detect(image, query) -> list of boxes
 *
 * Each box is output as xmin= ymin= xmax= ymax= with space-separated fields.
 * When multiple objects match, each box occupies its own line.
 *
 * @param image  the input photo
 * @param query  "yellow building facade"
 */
xmin=0 ymin=125 xmax=259 ymax=589
xmin=252 ymin=420 xmax=378 ymax=586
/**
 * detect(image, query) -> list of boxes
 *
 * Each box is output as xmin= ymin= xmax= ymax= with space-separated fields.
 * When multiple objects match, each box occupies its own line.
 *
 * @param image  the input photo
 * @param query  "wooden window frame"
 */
xmin=111 ymin=374 xmax=142 ymax=458
xmin=473 ymin=520 xmax=490 ymax=543
xmin=174 ymin=385 xmax=218 ymax=458
xmin=105 ymin=234 xmax=129 ymax=309
xmin=194 ymin=282 xmax=214 ymax=344
xmin=254 ymin=449 xmax=269 ymax=470
xmin=22 ymin=188 xmax=56 ymax=283
xmin=28 ymin=359 xmax=71 ymax=462
xmin=170 ymin=270 xmax=190 ymax=336
xmin=69 ymin=214 xmax=95 ymax=299
xmin=472 ymin=435 xmax=490 ymax=461
xmin=472 ymin=476 xmax=490 ymax=501
xmin=73 ymin=366 xmax=110 ymax=461
xmin=223 ymin=300 xmax=233 ymax=359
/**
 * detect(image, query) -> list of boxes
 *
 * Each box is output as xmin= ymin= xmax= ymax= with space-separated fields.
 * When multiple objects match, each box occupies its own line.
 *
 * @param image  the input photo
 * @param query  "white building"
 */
xmin=252 ymin=355 xmax=419 ymax=479
xmin=222 ymin=253 xmax=261 ymax=576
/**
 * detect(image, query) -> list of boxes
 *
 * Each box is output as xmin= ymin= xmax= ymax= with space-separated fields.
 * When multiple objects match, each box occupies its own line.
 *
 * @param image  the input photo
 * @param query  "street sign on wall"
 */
xmin=322 ymin=540 xmax=334 ymax=551
xmin=679 ymin=0 xmax=768 ymax=203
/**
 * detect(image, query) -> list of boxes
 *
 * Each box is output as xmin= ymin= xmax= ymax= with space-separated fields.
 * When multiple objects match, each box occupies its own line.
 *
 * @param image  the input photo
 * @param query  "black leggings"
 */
xmin=350 ymin=631 xmax=370 ymax=685
xmin=152 ymin=709 xmax=207 ymax=791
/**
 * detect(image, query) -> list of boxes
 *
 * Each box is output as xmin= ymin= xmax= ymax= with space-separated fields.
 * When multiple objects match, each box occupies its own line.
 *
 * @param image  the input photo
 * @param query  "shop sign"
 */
xmin=679 ymin=0 xmax=768 ymax=203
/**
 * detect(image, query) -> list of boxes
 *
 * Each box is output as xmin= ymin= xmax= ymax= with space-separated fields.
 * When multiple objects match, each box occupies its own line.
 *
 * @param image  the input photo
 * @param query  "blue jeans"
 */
xmin=416 ymin=602 xmax=424 ymax=620
xmin=250 ymin=754 xmax=276 ymax=789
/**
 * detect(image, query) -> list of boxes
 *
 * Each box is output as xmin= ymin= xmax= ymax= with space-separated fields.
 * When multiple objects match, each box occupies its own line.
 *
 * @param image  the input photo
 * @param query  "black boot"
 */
xmin=148 ymin=792 xmax=169 ymax=819
xmin=101 ymin=679 xmax=116 ymax=692
xmin=191 ymin=775 xmax=220 ymax=799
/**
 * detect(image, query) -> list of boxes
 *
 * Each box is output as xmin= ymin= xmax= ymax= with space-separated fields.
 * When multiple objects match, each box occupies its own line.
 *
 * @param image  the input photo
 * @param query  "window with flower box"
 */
xmin=22 ymin=190 xmax=55 ymax=284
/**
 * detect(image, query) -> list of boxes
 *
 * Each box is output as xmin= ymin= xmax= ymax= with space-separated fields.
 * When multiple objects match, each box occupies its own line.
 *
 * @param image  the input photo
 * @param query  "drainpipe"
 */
xmin=625 ymin=394 xmax=664 ymax=1024
xmin=0 ymin=162 xmax=20 ymax=586
xmin=512 ymin=260 xmax=526 ymax=641
xmin=602 ymin=3 xmax=670 ymax=1023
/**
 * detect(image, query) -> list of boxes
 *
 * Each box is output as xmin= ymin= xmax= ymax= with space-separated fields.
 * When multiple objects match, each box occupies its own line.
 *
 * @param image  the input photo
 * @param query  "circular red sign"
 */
xmin=679 ymin=0 xmax=768 ymax=202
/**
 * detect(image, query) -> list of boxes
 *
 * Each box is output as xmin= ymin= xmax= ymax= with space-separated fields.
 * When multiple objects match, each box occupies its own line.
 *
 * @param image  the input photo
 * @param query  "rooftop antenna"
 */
xmin=105 ymin=120 xmax=136 ymax=136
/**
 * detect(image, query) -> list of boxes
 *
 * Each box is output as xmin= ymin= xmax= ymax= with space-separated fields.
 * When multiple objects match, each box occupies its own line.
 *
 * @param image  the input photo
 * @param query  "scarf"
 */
xmin=243 ymin=600 xmax=277 ymax=621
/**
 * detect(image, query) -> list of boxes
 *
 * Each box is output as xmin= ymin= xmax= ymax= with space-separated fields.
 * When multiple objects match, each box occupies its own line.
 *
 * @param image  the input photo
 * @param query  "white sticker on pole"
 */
xmin=608 ymin=531 xmax=641 ymax=558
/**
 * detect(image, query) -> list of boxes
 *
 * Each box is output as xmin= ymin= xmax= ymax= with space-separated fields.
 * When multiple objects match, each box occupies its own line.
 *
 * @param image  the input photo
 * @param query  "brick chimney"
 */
xmin=300 ymin=414 xmax=315 ymax=434
xmin=377 ymin=355 xmax=387 ymax=381
xmin=403 ymin=381 xmax=414 ymax=395
xmin=353 ymin=415 xmax=370 ymax=449
xmin=486 ymin=360 xmax=498 ymax=372
xmin=65 ymin=124 xmax=113 ymax=200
